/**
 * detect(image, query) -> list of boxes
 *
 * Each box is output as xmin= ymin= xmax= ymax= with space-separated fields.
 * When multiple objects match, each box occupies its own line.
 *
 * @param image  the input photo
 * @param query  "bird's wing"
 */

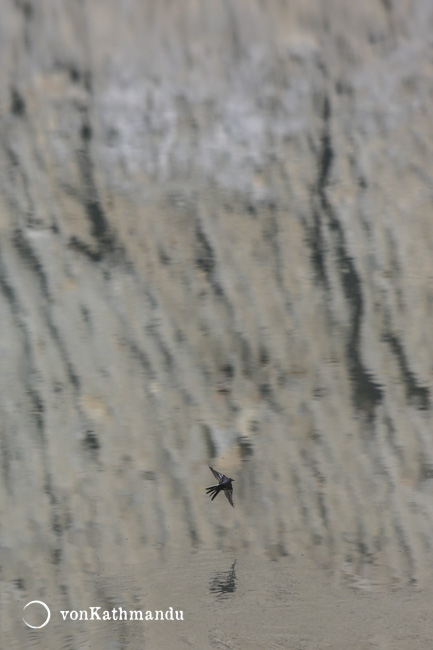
xmin=224 ymin=487 xmax=234 ymax=507
xmin=209 ymin=466 xmax=224 ymax=483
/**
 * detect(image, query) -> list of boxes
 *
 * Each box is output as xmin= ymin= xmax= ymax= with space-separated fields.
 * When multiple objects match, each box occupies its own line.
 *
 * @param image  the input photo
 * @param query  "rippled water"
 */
xmin=7 ymin=545 xmax=433 ymax=649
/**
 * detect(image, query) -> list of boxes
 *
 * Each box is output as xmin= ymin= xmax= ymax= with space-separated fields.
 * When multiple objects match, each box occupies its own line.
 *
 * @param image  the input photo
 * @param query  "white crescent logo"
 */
xmin=23 ymin=600 xmax=51 ymax=629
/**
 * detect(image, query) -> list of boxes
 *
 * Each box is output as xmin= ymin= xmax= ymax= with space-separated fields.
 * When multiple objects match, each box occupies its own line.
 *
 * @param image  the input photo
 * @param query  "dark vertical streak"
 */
xmin=383 ymin=332 xmax=430 ymax=409
xmin=312 ymin=95 xmax=382 ymax=414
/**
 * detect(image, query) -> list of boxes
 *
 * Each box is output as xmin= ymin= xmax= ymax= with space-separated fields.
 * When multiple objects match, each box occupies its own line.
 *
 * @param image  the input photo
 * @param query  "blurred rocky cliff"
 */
xmin=3 ymin=0 xmax=433 ymax=642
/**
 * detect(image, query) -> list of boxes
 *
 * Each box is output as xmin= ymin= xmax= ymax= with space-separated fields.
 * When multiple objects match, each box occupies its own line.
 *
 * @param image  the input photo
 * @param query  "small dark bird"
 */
xmin=206 ymin=466 xmax=235 ymax=507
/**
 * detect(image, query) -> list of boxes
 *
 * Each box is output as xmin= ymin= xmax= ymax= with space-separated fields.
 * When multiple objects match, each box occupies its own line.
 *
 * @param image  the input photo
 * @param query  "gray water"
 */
xmin=3 ymin=1 xmax=433 ymax=648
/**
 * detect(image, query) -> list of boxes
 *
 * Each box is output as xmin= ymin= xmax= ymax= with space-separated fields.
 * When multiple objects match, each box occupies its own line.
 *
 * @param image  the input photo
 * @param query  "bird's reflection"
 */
xmin=209 ymin=560 xmax=237 ymax=599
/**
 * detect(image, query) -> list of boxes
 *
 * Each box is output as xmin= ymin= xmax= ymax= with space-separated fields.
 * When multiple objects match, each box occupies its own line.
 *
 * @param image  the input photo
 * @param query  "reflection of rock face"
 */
xmin=3 ymin=0 xmax=433 ymax=644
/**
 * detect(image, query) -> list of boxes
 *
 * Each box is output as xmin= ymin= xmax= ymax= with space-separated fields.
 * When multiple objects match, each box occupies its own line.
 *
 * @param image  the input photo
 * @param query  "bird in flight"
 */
xmin=206 ymin=466 xmax=235 ymax=507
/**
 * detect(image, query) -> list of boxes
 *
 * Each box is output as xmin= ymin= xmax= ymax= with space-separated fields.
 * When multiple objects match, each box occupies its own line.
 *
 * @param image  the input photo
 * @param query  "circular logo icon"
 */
xmin=23 ymin=600 xmax=51 ymax=629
